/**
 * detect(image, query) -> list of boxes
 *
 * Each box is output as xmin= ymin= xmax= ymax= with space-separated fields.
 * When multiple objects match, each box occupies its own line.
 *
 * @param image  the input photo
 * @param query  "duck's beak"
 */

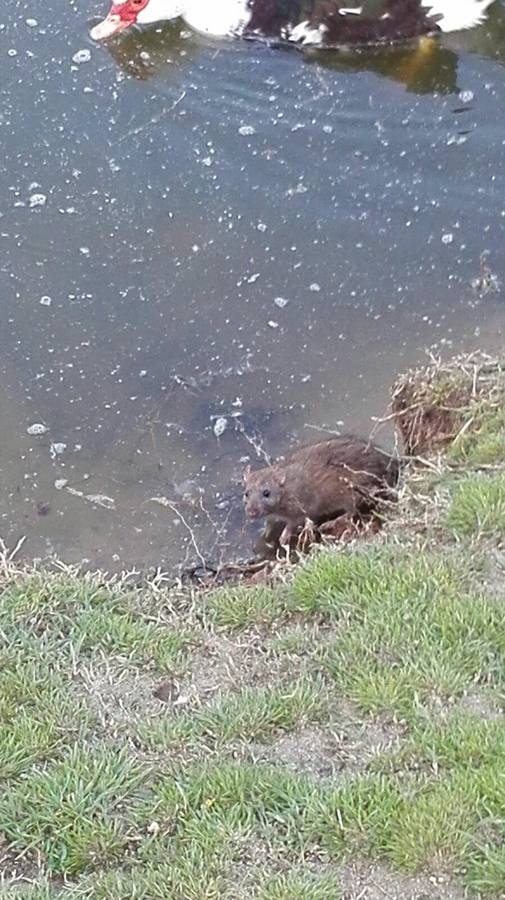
xmin=90 ymin=12 xmax=129 ymax=41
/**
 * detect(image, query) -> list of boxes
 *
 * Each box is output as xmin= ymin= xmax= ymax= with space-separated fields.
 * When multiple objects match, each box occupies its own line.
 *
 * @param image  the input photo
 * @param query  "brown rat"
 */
xmin=243 ymin=434 xmax=399 ymax=546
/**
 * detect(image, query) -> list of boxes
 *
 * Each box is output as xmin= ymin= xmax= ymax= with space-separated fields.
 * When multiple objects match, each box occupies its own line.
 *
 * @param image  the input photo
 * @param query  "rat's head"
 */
xmin=90 ymin=0 xmax=185 ymax=41
xmin=243 ymin=465 xmax=285 ymax=520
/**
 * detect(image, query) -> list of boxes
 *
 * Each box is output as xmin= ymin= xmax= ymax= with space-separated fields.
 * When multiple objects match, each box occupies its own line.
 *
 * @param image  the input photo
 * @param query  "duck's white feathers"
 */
xmin=421 ymin=0 xmax=495 ymax=33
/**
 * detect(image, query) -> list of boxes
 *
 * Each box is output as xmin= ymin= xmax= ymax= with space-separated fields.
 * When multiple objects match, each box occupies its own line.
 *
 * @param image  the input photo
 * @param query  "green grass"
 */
xmin=69 ymin=606 xmax=193 ymax=671
xmin=138 ymin=677 xmax=328 ymax=750
xmin=386 ymin=778 xmax=477 ymax=870
xmin=256 ymin=872 xmax=342 ymax=899
xmin=290 ymin=547 xmax=504 ymax=718
xmin=0 ymin=657 xmax=93 ymax=778
xmin=269 ymin=622 xmax=325 ymax=656
xmin=466 ymin=844 xmax=505 ymax=896
xmin=0 ymin=574 xmax=195 ymax=673
xmin=0 ymin=747 xmax=147 ymax=875
xmin=381 ymin=713 xmax=505 ymax=774
xmin=144 ymin=760 xmax=321 ymax=832
xmin=72 ymin=859 xmax=226 ymax=899
xmin=0 ymin=574 xmax=111 ymax=623
xmin=3 ymin=383 xmax=505 ymax=898
xmin=0 ymin=889 xmax=56 ymax=900
xmin=291 ymin=546 xmax=463 ymax=613
xmin=205 ymin=585 xmax=288 ymax=629
xmin=448 ymin=473 xmax=505 ymax=539
xmin=309 ymin=774 xmax=403 ymax=857
xmin=448 ymin=407 xmax=505 ymax=466
xmin=373 ymin=713 xmax=505 ymax=872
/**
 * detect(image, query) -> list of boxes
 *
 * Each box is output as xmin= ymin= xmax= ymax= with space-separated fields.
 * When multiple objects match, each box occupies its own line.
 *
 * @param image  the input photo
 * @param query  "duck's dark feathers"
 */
xmin=249 ymin=0 xmax=434 ymax=47
xmin=246 ymin=0 xmax=495 ymax=48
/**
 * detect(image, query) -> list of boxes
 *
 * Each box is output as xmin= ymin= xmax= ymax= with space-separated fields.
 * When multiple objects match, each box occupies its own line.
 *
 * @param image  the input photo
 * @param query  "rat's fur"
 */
xmin=243 ymin=434 xmax=399 ymax=545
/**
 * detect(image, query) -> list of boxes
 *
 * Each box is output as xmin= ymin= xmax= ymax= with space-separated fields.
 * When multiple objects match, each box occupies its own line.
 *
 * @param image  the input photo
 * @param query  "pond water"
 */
xmin=1 ymin=0 xmax=505 ymax=572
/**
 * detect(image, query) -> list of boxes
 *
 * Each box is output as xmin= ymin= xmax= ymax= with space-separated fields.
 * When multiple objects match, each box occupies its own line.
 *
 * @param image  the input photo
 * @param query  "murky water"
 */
xmin=1 ymin=0 xmax=505 ymax=571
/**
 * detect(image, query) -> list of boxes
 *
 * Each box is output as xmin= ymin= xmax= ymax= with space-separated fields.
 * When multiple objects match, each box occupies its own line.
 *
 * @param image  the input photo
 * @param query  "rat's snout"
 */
xmin=245 ymin=503 xmax=262 ymax=519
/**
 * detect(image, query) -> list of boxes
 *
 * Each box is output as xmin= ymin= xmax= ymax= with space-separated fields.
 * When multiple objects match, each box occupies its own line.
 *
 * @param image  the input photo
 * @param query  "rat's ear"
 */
xmin=243 ymin=464 xmax=252 ymax=482
xmin=273 ymin=466 xmax=286 ymax=487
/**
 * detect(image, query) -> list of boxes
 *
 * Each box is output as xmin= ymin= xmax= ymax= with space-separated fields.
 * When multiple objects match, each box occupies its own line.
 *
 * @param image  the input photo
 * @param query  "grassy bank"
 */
xmin=1 ymin=354 xmax=505 ymax=899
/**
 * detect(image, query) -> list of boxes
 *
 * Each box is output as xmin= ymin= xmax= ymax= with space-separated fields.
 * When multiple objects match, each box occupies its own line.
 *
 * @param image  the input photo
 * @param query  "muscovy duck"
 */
xmin=91 ymin=0 xmax=496 ymax=46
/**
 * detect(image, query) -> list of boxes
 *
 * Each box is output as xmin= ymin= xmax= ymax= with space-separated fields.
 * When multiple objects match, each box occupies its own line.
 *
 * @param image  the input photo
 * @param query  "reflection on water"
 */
xmin=1 ymin=0 xmax=505 ymax=571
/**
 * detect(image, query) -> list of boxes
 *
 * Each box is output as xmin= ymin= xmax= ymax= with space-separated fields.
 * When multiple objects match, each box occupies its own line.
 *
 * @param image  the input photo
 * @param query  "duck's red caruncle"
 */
xmin=90 ymin=0 xmax=151 ymax=41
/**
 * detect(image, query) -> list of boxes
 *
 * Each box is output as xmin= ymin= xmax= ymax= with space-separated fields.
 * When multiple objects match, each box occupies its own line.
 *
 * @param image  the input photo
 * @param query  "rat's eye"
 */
xmin=244 ymin=490 xmax=250 ymax=498
xmin=262 ymin=489 xmax=271 ymax=498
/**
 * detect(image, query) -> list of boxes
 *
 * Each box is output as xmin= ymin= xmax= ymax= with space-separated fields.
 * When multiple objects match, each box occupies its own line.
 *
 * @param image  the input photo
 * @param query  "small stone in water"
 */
xmin=309 ymin=283 xmax=321 ymax=292
xmin=40 ymin=295 xmax=52 ymax=306
xmin=459 ymin=90 xmax=474 ymax=104
xmin=442 ymin=233 xmax=454 ymax=244
xmin=447 ymin=134 xmax=467 ymax=146
xmin=213 ymin=417 xmax=228 ymax=438
xmin=26 ymin=18 xmax=38 ymax=26
xmin=72 ymin=49 xmax=91 ymax=64
xmin=54 ymin=478 xmax=68 ymax=490
xmin=238 ymin=125 xmax=256 ymax=136
xmin=50 ymin=442 xmax=67 ymax=456
xmin=27 ymin=423 xmax=48 ymax=436
xmin=29 ymin=193 xmax=47 ymax=208
xmin=87 ymin=494 xmax=115 ymax=510
xmin=268 ymin=320 xmax=279 ymax=329
xmin=274 ymin=297 xmax=289 ymax=308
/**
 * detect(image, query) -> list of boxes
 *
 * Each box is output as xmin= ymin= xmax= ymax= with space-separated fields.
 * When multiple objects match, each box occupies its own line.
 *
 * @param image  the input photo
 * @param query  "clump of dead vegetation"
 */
xmin=382 ymin=351 xmax=505 ymax=554
xmin=391 ymin=351 xmax=505 ymax=458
